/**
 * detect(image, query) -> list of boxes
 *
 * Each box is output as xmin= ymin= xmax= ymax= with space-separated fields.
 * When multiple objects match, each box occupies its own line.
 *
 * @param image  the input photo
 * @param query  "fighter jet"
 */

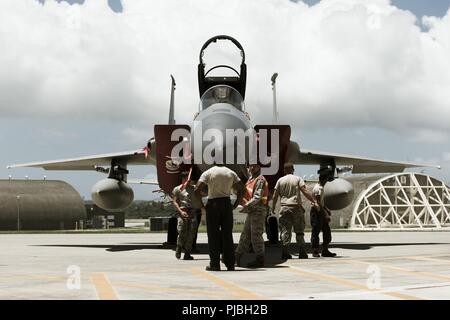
xmin=8 ymin=35 xmax=439 ymax=214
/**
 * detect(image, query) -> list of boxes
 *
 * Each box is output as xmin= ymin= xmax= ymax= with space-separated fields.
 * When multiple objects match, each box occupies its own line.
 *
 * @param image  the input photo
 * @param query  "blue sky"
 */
xmin=48 ymin=0 xmax=450 ymax=18
xmin=2 ymin=0 xmax=450 ymax=200
xmin=304 ymin=0 xmax=450 ymax=18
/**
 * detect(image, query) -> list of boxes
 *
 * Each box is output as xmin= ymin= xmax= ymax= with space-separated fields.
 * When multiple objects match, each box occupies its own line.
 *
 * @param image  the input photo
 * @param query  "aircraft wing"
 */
xmin=289 ymin=144 xmax=440 ymax=173
xmin=7 ymin=149 xmax=155 ymax=171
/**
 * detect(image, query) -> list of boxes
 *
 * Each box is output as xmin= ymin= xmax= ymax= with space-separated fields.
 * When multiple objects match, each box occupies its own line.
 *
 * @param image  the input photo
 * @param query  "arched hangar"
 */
xmin=302 ymin=173 xmax=450 ymax=230
xmin=349 ymin=173 xmax=450 ymax=230
xmin=0 ymin=179 xmax=86 ymax=230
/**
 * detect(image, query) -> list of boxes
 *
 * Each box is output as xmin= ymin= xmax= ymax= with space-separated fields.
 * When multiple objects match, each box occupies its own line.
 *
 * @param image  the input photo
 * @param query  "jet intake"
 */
xmin=91 ymin=178 xmax=134 ymax=210
xmin=323 ymin=178 xmax=354 ymax=210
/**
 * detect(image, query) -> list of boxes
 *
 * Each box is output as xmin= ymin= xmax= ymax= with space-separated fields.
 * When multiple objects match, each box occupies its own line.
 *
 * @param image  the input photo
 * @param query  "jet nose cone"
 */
xmin=191 ymin=104 xmax=253 ymax=171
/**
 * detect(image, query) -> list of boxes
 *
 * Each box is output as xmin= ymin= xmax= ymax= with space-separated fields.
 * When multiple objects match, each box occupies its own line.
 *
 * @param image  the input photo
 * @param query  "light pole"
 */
xmin=16 ymin=195 xmax=21 ymax=232
xmin=271 ymin=73 xmax=278 ymax=124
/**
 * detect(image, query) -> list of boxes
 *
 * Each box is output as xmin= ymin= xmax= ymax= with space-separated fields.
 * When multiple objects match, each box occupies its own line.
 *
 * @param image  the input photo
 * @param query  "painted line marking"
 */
xmin=0 ymin=274 xmax=67 ymax=282
xmin=342 ymin=259 xmax=450 ymax=282
xmin=312 ymin=253 xmax=450 ymax=263
xmin=286 ymin=265 xmax=422 ymax=300
xmin=278 ymin=281 xmax=450 ymax=300
xmin=190 ymin=268 xmax=266 ymax=300
xmin=90 ymin=273 xmax=118 ymax=300
xmin=113 ymin=281 xmax=230 ymax=298
xmin=405 ymin=256 xmax=450 ymax=264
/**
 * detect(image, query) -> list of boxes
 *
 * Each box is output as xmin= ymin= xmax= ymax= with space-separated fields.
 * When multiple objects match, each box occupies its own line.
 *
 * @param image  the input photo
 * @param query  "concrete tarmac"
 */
xmin=1 ymin=231 xmax=450 ymax=300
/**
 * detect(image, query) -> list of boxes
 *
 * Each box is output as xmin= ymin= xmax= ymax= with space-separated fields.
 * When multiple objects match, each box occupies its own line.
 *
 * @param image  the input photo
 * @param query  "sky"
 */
xmin=1 ymin=0 xmax=449 ymax=200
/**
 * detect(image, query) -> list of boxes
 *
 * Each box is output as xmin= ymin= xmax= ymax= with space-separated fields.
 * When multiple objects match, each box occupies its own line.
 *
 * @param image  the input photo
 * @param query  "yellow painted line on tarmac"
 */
xmin=113 ymin=281 xmax=230 ymax=299
xmin=90 ymin=273 xmax=118 ymax=300
xmin=342 ymin=259 xmax=450 ymax=282
xmin=190 ymin=268 xmax=266 ymax=300
xmin=349 ymin=254 xmax=450 ymax=263
xmin=347 ymin=256 xmax=422 ymax=262
xmin=405 ymin=256 xmax=450 ymax=264
xmin=286 ymin=265 xmax=421 ymax=300
xmin=0 ymin=273 xmax=66 ymax=283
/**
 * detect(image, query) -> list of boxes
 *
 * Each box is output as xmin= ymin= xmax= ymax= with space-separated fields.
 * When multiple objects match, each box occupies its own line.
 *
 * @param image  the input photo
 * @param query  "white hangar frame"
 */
xmin=350 ymin=173 xmax=450 ymax=230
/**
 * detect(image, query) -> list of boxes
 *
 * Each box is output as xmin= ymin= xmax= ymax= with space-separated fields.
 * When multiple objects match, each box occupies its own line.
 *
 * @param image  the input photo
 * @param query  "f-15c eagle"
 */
xmin=8 ymin=35 xmax=439 ymax=212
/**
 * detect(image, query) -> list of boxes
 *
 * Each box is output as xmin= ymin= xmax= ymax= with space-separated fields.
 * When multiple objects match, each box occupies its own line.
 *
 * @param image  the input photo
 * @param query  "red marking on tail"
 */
xmin=180 ymin=166 xmax=193 ymax=191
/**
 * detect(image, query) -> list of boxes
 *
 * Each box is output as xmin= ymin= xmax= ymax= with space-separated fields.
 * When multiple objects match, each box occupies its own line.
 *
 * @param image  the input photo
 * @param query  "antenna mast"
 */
xmin=271 ymin=73 xmax=278 ymax=124
xmin=168 ymin=75 xmax=176 ymax=125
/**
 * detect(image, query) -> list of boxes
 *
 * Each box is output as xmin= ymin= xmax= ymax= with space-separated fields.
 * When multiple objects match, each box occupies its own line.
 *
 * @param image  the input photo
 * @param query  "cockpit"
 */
xmin=199 ymin=85 xmax=245 ymax=111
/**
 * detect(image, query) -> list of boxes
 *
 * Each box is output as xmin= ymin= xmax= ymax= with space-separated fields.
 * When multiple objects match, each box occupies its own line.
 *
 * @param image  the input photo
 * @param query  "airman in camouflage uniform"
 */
xmin=311 ymin=170 xmax=337 ymax=258
xmin=172 ymin=172 xmax=203 ymax=260
xmin=272 ymin=163 xmax=319 ymax=260
xmin=235 ymin=164 xmax=269 ymax=268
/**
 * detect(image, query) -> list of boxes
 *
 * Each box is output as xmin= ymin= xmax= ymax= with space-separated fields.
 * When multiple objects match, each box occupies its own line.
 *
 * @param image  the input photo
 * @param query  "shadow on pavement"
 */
xmin=33 ymin=241 xmax=446 ymax=269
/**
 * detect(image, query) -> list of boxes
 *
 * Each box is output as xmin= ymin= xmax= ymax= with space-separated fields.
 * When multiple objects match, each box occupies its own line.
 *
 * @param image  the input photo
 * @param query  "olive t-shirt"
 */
xmin=172 ymin=184 xmax=203 ymax=211
xmin=274 ymin=174 xmax=306 ymax=206
xmin=198 ymin=166 xmax=241 ymax=199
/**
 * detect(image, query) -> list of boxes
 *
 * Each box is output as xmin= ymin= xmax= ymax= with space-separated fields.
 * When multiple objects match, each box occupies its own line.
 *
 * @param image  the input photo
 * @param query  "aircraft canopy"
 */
xmin=199 ymin=85 xmax=245 ymax=111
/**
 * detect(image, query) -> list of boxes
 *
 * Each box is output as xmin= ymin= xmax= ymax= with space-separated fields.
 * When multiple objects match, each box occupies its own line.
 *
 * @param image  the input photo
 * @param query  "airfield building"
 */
xmin=304 ymin=172 xmax=450 ymax=230
xmin=0 ymin=179 xmax=86 ymax=230
xmin=84 ymin=203 xmax=125 ymax=229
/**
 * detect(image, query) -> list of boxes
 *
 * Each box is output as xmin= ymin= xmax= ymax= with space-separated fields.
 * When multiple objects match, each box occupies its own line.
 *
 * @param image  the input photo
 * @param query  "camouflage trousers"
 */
xmin=177 ymin=216 xmax=198 ymax=253
xmin=279 ymin=206 xmax=306 ymax=249
xmin=236 ymin=206 xmax=266 ymax=256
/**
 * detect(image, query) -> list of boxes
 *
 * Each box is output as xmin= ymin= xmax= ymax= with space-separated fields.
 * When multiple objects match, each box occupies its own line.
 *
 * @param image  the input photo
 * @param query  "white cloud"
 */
xmin=1 ymin=0 xmax=450 ymax=142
